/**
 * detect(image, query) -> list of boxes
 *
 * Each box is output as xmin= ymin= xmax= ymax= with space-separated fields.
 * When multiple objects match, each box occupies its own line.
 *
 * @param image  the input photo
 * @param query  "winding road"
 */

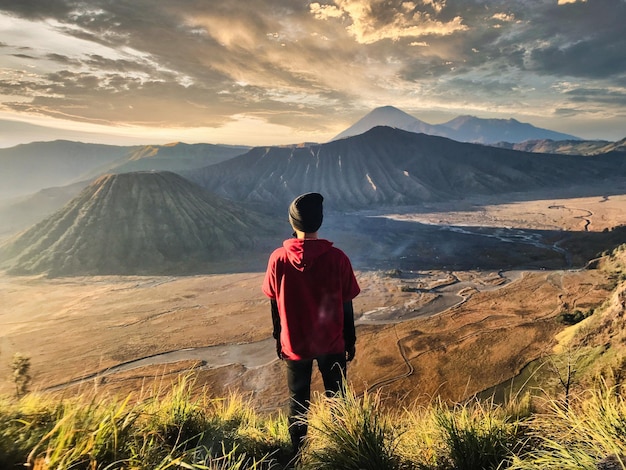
xmin=548 ymin=204 xmax=593 ymax=231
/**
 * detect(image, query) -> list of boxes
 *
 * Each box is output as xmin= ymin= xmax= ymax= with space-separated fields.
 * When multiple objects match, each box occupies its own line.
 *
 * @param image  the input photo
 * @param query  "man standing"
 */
xmin=262 ymin=192 xmax=360 ymax=453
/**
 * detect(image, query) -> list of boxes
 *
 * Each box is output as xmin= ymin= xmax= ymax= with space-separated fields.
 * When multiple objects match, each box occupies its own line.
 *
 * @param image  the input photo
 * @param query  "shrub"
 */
xmin=0 ymin=395 xmax=60 ymax=468
xmin=434 ymin=398 xmax=523 ymax=470
xmin=11 ymin=353 xmax=32 ymax=398
xmin=557 ymin=309 xmax=593 ymax=325
xmin=510 ymin=382 xmax=626 ymax=469
xmin=302 ymin=387 xmax=406 ymax=470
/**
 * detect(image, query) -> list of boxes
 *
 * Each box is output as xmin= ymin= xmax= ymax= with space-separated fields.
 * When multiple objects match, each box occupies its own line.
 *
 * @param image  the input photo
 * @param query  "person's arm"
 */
xmin=271 ymin=299 xmax=282 ymax=359
xmin=343 ymin=301 xmax=356 ymax=361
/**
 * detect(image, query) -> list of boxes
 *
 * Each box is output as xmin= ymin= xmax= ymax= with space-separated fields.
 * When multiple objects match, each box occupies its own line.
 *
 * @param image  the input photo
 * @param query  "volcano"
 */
xmin=0 ymin=171 xmax=275 ymax=276
xmin=188 ymin=126 xmax=626 ymax=211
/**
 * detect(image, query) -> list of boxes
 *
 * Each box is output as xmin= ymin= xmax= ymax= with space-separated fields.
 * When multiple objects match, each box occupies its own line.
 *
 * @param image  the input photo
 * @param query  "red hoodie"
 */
xmin=262 ymin=238 xmax=360 ymax=360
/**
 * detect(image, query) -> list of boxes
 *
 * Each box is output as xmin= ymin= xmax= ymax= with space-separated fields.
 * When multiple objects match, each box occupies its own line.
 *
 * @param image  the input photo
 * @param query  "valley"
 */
xmin=1 ymin=191 xmax=624 ymax=410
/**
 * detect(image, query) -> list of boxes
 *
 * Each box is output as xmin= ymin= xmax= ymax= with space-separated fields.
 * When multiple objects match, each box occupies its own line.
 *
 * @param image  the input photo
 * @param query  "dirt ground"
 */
xmin=1 ymin=192 xmax=625 ymax=410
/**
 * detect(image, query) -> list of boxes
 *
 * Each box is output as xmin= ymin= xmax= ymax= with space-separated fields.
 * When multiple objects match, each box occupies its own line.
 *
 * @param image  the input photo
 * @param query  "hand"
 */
xmin=346 ymin=345 xmax=356 ymax=362
xmin=276 ymin=340 xmax=283 ymax=360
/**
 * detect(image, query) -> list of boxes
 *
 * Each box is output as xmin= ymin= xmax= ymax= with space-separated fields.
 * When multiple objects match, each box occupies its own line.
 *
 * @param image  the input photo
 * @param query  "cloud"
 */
xmin=491 ymin=12 xmax=515 ymax=22
xmin=0 ymin=0 xmax=73 ymax=20
xmin=310 ymin=0 xmax=468 ymax=44
xmin=563 ymin=85 xmax=626 ymax=107
xmin=310 ymin=3 xmax=344 ymax=19
xmin=513 ymin=1 xmax=626 ymax=79
xmin=0 ymin=0 xmax=625 ymax=143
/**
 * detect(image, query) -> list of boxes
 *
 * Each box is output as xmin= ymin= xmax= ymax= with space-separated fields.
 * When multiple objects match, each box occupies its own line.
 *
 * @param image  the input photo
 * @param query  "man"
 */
xmin=262 ymin=192 xmax=360 ymax=453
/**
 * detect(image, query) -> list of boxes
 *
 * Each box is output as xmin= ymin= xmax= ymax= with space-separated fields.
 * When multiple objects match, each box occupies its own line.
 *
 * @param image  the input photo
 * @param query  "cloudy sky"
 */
xmin=0 ymin=0 xmax=624 ymax=147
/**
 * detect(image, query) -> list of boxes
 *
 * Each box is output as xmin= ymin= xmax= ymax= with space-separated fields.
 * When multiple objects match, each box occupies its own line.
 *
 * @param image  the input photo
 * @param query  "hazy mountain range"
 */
xmin=2 ymin=106 xmax=621 ymax=204
xmin=332 ymin=106 xmax=582 ymax=143
xmin=0 ymin=140 xmax=249 ymax=199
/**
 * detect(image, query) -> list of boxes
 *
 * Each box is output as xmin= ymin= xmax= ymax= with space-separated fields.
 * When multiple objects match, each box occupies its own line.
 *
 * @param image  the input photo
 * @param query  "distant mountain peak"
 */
xmin=332 ymin=106 xmax=438 ymax=141
xmin=368 ymin=105 xmax=414 ymax=116
xmin=333 ymin=106 xmax=581 ymax=144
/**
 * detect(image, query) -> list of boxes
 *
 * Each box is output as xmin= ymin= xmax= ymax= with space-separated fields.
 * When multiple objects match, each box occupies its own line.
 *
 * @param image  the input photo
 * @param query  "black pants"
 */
xmin=285 ymin=353 xmax=346 ymax=450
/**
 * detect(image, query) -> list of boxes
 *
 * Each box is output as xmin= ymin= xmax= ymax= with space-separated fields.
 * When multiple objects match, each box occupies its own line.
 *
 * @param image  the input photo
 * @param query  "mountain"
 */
xmin=187 ymin=126 xmax=626 ymax=211
xmin=0 ymin=181 xmax=87 ymax=242
xmin=332 ymin=106 xmax=442 ymax=141
xmin=0 ymin=143 xmax=250 ymax=240
xmin=0 ymin=140 xmax=132 ymax=199
xmin=0 ymin=140 xmax=249 ymax=200
xmin=332 ymin=106 xmax=581 ymax=144
xmin=440 ymin=115 xmax=580 ymax=143
xmin=104 ymin=142 xmax=249 ymax=175
xmin=0 ymin=171 xmax=276 ymax=276
xmin=494 ymin=137 xmax=626 ymax=156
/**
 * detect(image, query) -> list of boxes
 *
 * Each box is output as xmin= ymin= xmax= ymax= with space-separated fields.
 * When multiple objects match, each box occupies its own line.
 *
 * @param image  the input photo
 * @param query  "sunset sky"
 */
xmin=0 ymin=0 xmax=624 ymax=148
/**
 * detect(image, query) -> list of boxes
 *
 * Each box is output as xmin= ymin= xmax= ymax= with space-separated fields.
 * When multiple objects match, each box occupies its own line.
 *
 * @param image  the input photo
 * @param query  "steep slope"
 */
xmin=0 ymin=181 xmax=87 ymax=242
xmin=188 ymin=126 xmax=626 ymax=211
xmin=0 ymin=172 xmax=275 ymax=276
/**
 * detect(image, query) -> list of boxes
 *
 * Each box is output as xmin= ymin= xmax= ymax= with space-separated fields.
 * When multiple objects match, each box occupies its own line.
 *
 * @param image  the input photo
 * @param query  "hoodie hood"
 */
xmin=283 ymin=238 xmax=333 ymax=272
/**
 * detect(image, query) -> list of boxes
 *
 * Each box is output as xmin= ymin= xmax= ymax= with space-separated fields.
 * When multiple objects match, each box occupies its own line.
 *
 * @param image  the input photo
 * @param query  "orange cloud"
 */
xmin=310 ymin=0 xmax=467 ymax=44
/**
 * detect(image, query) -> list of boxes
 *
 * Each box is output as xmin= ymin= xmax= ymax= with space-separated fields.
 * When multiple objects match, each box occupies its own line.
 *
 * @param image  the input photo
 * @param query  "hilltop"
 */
xmin=3 ymin=242 xmax=626 ymax=469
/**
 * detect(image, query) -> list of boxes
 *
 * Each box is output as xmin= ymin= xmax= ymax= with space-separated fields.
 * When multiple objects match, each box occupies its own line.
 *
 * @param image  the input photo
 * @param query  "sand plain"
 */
xmin=1 ymin=192 xmax=626 ymax=410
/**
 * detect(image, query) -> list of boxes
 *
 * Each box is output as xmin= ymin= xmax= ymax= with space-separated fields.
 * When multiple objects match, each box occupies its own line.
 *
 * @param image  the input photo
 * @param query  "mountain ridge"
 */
xmin=0 ymin=140 xmax=250 ymax=200
xmin=0 ymin=140 xmax=133 ymax=199
xmin=493 ymin=137 xmax=626 ymax=155
xmin=188 ymin=126 xmax=626 ymax=211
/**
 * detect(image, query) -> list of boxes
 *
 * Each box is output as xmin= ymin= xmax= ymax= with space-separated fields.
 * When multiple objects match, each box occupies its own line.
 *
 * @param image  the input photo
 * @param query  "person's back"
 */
xmin=262 ymin=192 xmax=360 ymax=456
xmin=265 ymin=237 xmax=357 ymax=360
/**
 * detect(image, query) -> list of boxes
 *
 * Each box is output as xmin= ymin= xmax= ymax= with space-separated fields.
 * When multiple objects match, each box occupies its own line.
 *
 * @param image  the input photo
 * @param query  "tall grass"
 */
xmin=2 ymin=374 xmax=626 ymax=469
xmin=27 ymin=394 xmax=138 ymax=468
xmin=302 ymin=388 xmax=405 ymax=469
xmin=433 ymin=397 xmax=525 ymax=470
xmin=396 ymin=394 xmax=530 ymax=470
xmin=510 ymin=382 xmax=626 ymax=469
xmin=0 ymin=375 xmax=285 ymax=470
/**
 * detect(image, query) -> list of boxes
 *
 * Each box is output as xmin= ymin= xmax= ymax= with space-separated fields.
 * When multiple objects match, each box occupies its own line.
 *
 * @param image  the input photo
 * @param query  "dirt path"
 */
xmin=548 ymin=204 xmax=593 ymax=231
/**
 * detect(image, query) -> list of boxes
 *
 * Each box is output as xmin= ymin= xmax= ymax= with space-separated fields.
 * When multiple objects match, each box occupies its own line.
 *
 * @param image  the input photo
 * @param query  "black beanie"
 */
xmin=288 ymin=192 xmax=324 ymax=233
